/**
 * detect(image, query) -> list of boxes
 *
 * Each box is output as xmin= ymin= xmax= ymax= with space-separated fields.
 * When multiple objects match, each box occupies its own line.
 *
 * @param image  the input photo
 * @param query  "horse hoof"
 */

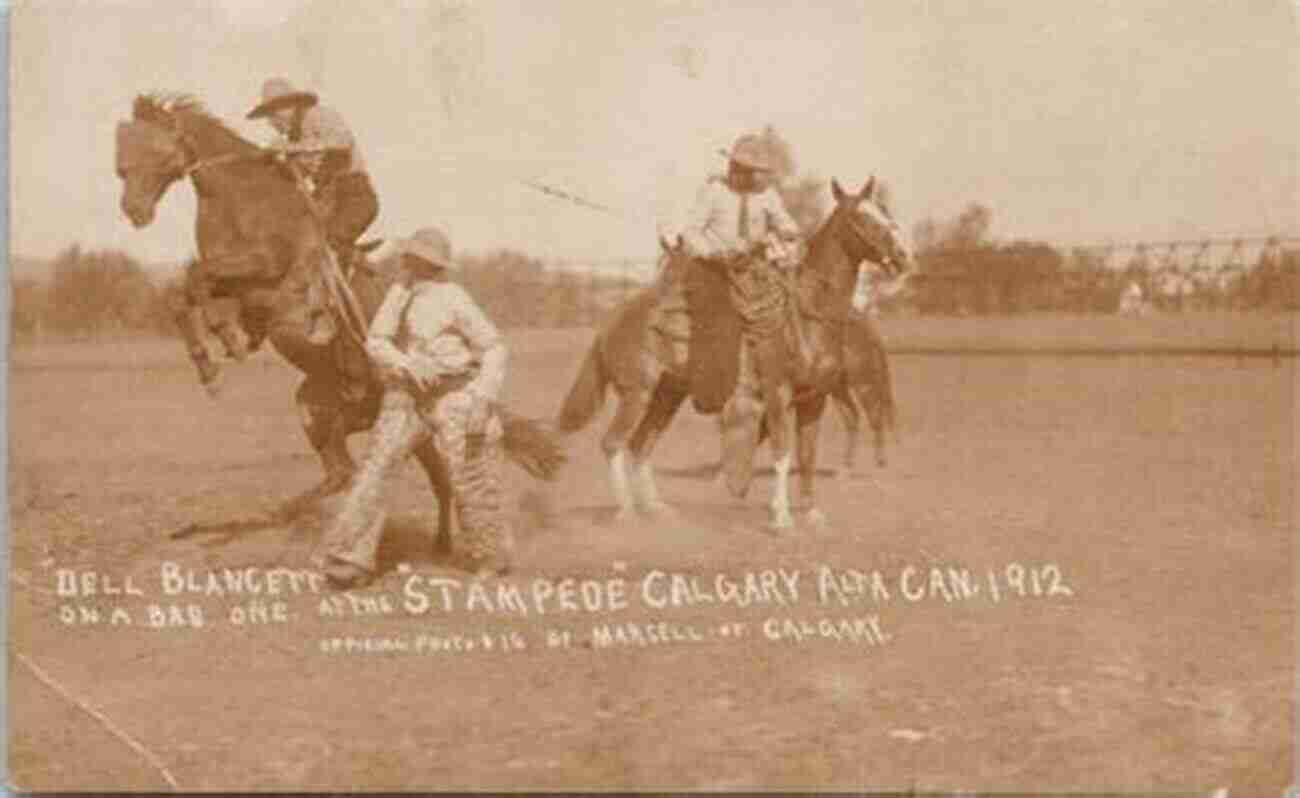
xmin=767 ymin=512 xmax=794 ymax=534
xmin=434 ymin=534 xmax=453 ymax=556
xmin=805 ymin=508 xmax=829 ymax=528
xmin=202 ymin=376 xmax=223 ymax=399
xmin=641 ymin=501 xmax=678 ymax=520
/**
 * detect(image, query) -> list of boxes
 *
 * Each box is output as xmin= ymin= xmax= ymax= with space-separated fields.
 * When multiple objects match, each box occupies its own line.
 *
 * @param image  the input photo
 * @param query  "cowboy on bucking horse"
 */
xmin=245 ymin=77 xmax=379 ymax=348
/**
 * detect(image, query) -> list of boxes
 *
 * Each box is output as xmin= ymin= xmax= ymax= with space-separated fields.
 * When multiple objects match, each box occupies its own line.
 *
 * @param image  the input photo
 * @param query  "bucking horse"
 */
xmin=114 ymin=93 xmax=563 ymax=545
xmin=557 ymin=178 xmax=911 ymax=530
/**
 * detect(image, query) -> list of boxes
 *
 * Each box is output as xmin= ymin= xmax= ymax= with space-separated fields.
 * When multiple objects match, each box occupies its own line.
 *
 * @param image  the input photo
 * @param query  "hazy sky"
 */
xmin=9 ymin=0 xmax=1299 ymax=272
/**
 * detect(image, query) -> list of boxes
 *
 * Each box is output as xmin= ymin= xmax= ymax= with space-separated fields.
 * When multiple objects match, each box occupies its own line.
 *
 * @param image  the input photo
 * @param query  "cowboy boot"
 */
xmin=324 ymin=559 xmax=374 ymax=590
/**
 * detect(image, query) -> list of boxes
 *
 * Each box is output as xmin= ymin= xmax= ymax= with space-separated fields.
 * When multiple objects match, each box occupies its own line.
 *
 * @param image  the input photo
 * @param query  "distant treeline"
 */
xmin=11 ymin=216 xmax=1299 ymax=342
xmin=9 ymin=244 xmax=646 ymax=342
xmin=10 ymin=246 xmax=179 ymax=341
xmin=900 ymin=204 xmax=1300 ymax=316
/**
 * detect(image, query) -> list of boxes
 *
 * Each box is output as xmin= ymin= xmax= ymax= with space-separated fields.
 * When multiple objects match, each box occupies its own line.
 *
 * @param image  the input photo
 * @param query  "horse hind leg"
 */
xmin=626 ymin=375 xmax=688 ymax=517
xmin=601 ymin=386 xmax=649 ymax=523
xmin=274 ymin=378 xmax=358 ymax=520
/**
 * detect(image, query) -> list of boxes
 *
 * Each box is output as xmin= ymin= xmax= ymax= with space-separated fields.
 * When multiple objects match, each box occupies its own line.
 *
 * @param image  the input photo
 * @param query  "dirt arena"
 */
xmin=8 ymin=319 xmax=1295 ymax=792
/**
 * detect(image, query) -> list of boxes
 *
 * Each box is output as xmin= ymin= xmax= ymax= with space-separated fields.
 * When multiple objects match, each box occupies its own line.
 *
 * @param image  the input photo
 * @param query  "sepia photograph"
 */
xmin=6 ymin=0 xmax=1297 ymax=792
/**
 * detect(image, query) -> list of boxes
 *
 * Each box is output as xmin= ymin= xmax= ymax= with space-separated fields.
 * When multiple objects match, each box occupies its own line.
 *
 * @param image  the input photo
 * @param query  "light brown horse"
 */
xmin=114 ymin=93 xmax=562 ymax=544
xmin=557 ymin=178 xmax=911 ymax=529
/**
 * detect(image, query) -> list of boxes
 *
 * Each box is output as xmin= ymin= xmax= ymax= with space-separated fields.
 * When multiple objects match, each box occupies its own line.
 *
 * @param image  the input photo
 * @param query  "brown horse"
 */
xmin=826 ymin=312 xmax=898 ymax=472
xmin=557 ymin=178 xmax=911 ymax=529
xmin=114 ymin=93 xmax=562 ymax=545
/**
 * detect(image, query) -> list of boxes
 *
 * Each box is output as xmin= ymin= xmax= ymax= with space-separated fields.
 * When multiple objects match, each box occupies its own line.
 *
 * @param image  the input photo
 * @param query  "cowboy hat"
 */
xmin=717 ymin=133 xmax=773 ymax=172
xmin=246 ymin=77 xmax=319 ymax=119
xmin=398 ymin=227 xmax=459 ymax=272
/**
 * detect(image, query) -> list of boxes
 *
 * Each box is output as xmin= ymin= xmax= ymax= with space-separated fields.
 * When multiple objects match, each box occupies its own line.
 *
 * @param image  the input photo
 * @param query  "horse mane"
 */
xmin=132 ymin=92 xmax=261 ymax=156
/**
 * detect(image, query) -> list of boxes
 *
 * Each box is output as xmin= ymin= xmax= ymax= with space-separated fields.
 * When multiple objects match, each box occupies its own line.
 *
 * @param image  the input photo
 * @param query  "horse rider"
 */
xmin=677 ymin=132 xmax=806 ymax=389
xmin=247 ymin=77 xmax=379 ymax=343
xmin=314 ymin=226 xmax=514 ymax=589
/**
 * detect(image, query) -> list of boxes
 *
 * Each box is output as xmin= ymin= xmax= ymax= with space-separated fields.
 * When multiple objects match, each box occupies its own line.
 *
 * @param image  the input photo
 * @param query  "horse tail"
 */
xmin=556 ymin=338 xmax=609 ymax=434
xmin=500 ymin=409 xmax=567 ymax=481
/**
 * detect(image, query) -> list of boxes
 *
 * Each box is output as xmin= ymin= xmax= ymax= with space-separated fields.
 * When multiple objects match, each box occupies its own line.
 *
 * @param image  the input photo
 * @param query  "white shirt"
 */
xmin=274 ymin=104 xmax=367 ymax=176
xmin=678 ymin=176 xmax=801 ymax=260
xmin=366 ymin=280 xmax=506 ymax=401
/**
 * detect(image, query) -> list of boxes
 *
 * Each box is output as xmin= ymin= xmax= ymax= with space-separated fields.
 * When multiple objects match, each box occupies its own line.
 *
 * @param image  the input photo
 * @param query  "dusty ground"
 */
xmin=7 ymin=327 xmax=1296 ymax=792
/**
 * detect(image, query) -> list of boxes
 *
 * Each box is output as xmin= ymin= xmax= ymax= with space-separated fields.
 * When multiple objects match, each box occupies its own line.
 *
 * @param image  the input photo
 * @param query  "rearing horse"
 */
xmin=114 ymin=93 xmax=563 ymax=540
xmin=557 ymin=178 xmax=911 ymax=529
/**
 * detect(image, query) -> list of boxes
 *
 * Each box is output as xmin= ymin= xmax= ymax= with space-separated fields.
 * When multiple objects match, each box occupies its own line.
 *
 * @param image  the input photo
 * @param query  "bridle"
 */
xmin=793 ymin=201 xmax=901 ymax=326
xmin=129 ymin=114 xmax=261 ymax=182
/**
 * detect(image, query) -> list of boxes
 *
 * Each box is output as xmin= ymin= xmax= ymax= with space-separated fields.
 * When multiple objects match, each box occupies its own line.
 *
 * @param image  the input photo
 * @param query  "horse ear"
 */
xmin=860 ymin=176 xmax=876 ymax=201
xmin=831 ymin=178 xmax=846 ymax=202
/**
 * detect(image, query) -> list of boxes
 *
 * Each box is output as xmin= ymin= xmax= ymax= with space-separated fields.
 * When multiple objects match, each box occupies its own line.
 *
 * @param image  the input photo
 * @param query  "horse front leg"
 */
xmin=830 ymin=379 xmax=862 ymax=478
xmin=170 ymin=281 xmax=223 ymax=396
xmin=763 ymin=387 xmax=795 ymax=532
xmin=796 ymin=391 xmax=830 ymax=527
xmin=861 ymin=381 xmax=889 ymax=469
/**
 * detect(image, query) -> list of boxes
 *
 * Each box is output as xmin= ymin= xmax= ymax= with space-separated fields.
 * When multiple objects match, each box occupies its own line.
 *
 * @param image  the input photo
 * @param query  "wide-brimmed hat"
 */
xmin=718 ymin=133 xmax=773 ymax=172
xmin=398 ymin=227 xmax=459 ymax=272
xmin=246 ymin=78 xmax=319 ymax=119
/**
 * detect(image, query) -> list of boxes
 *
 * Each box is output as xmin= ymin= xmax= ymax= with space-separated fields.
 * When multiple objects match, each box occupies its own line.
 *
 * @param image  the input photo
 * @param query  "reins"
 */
xmin=183 ymin=151 xmax=259 ymax=177
xmin=170 ymin=119 xmax=372 ymax=349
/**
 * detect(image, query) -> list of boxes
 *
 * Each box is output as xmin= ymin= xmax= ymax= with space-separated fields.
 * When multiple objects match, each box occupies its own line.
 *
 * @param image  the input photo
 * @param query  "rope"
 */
xmin=183 ymin=151 xmax=258 ymax=177
xmin=284 ymin=165 xmax=371 ymax=348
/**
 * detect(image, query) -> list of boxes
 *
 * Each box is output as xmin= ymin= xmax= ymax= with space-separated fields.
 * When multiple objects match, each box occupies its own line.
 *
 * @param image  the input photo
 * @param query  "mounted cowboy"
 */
xmin=247 ymin=77 xmax=379 ymax=344
xmin=656 ymin=132 xmax=807 ymax=416
xmin=677 ymin=133 xmax=811 ymax=488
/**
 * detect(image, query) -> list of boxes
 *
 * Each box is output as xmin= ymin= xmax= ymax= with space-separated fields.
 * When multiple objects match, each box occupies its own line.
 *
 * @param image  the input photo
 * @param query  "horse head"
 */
xmin=115 ymin=94 xmax=262 ymax=228
xmin=115 ymin=96 xmax=196 ymax=227
xmin=829 ymin=176 xmax=914 ymax=280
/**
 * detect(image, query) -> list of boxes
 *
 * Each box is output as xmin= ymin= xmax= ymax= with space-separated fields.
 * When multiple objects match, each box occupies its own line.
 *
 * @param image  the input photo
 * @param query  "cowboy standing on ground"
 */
xmin=314 ymin=227 xmax=514 ymax=590
xmin=247 ymin=77 xmax=379 ymax=344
